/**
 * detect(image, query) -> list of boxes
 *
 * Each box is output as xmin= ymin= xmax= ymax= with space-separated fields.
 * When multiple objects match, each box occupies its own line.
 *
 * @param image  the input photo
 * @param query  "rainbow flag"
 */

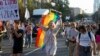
xmin=35 ymin=28 xmax=45 ymax=48
xmin=35 ymin=12 xmax=60 ymax=48
xmin=41 ymin=12 xmax=60 ymax=28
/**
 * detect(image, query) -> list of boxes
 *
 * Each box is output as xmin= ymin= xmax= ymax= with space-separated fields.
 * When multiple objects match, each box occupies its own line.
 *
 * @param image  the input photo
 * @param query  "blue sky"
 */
xmin=68 ymin=0 xmax=94 ymax=13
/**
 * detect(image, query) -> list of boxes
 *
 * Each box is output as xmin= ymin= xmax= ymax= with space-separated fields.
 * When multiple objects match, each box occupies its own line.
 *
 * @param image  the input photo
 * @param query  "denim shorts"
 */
xmin=79 ymin=45 xmax=92 ymax=56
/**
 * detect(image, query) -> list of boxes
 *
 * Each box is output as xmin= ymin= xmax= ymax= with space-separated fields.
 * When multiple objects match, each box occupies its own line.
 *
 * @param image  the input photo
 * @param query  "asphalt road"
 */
xmin=0 ymin=36 xmax=68 ymax=56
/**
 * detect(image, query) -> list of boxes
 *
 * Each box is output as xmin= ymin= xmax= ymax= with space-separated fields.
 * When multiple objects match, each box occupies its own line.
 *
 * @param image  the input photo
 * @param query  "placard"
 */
xmin=0 ymin=0 xmax=19 ymax=20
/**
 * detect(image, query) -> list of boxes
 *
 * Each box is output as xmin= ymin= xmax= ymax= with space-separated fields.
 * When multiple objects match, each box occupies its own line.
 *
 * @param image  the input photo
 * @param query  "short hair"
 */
xmin=79 ymin=25 xmax=86 ymax=32
xmin=71 ymin=22 xmax=76 ymax=27
xmin=14 ymin=20 xmax=20 ymax=25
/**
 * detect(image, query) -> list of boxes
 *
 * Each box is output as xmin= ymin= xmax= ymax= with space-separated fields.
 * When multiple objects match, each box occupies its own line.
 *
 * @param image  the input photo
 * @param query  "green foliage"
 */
xmin=18 ymin=0 xmax=70 ymax=22
xmin=75 ymin=14 xmax=88 ymax=20
xmin=40 ymin=0 xmax=70 ymax=22
xmin=18 ymin=0 xmax=25 ymax=22
xmin=54 ymin=0 xmax=70 ymax=22
xmin=18 ymin=0 xmax=36 ymax=22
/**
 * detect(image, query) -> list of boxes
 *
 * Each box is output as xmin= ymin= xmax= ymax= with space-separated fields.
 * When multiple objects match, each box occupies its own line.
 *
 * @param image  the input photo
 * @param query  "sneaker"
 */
xmin=0 ymin=51 xmax=3 ymax=53
xmin=29 ymin=45 xmax=32 ymax=48
xmin=23 ymin=45 xmax=25 ymax=47
xmin=27 ymin=45 xmax=29 ymax=48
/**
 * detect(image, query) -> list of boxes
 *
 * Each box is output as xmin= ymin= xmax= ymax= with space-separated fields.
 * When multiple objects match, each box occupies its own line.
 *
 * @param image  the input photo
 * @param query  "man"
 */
xmin=12 ymin=20 xmax=24 ymax=56
xmin=76 ymin=25 xmax=96 ymax=56
xmin=67 ymin=22 xmax=78 ymax=56
xmin=6 ymin=21 xmax=12 ymax=45
xmin=64 ymin=22 xmax=71 ymax=47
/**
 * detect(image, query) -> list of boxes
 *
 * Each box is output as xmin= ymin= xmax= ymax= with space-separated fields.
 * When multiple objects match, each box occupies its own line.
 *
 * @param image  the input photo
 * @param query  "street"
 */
xmin=0 ymin=36 xmax=68 ymax=56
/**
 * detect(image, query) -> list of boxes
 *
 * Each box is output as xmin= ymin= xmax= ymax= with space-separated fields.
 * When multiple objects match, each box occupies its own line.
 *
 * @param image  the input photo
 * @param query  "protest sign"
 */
xmin=0 ymin=0 xmax=19 ymax=20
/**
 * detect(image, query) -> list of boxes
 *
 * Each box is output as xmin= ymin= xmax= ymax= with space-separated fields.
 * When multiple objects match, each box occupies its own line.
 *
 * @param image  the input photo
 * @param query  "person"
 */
xmin=25 ymin=23 xmax=32 ymax=48
xmin=95 ymin=24 xmax=100 ymax=55
xmin=67 ymin=22 xmax=78 ymax=56
xmin=40 ymin=20 xmax=61 ymax=56
xmin=0 ymin=21 xmax=5 ymax=53
xmin=64 ymin=22 xmax=71 ymax=47
xmin=32 ymin=24 xmax=39 ymax=38
xmin=6 ymin=21 xmax=12 ymax=45
xmin=12 ymin=21 xmax=24 ymax=56
xmin=86 ymin=25 xmax=92 ymax=32
xmin=75 ymin=25 xmax=96 ymax=56
xmin=92 ymin=24 xmax=97 ymax=34
xmin=19 ymin=22 xmax=26 ymax=47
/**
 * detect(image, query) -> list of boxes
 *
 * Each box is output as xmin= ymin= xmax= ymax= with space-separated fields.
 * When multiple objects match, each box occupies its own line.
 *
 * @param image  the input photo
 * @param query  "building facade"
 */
xmin=94 ymin=0 xmax=100 ymax=12
xmin=70 ymin=7 xmax=83 ymax=17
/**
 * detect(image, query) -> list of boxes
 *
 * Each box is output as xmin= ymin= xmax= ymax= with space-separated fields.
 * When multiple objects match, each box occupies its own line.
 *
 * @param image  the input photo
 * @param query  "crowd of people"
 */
xmin=0 ymin=20 xmax=40 ymax=56
xmin=63 ymin=22 xmax=100 ymax=56
xmin=0 ymin=20 xmax=100 ymax=56
xmin=0 ymin=19 xmax=61 ymax=56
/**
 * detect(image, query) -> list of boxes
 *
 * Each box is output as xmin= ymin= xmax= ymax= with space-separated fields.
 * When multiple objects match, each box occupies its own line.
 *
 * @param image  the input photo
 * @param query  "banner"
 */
xmin=0 ymin=0 xmax=19 ymax=20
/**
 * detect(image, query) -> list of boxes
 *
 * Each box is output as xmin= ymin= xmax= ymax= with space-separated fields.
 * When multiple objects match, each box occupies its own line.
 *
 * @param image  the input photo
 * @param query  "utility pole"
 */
xmin=40 ymin=0 xmax=42 ymax=8
xmin=23 ymin=0 xmax=27 ymax=7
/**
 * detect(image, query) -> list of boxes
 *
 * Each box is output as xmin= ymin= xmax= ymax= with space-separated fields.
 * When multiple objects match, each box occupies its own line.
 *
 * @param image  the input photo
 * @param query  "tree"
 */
xmin=18 ymin=0 xmax=37 ymax=22
xmin=38 ymin=0 xmax=70 ymax=22
xmin=54 ymin=0 xmax=70 ymax=22
xmin=18 ymin=0 xmax=25 ymax=22
xmin=75 ymin=14 xmax=88 ymax=20
xmin=18 ymin=0 xmax=70 ymax=22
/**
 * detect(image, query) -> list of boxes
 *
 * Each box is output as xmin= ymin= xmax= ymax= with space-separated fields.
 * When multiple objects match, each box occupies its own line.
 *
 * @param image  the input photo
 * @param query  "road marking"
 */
xmin=25 ymin=48 xmax=40 ymax=56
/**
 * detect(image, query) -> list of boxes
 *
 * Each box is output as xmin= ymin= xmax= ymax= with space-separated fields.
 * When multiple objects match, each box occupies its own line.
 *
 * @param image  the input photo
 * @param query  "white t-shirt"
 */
xmin=68 ymin=28 xmax=78 ymax=39
xmin=64 ymin=27 xmax=71 ymax=35
xmin=76 ymin=32 xmax=95 ymax=47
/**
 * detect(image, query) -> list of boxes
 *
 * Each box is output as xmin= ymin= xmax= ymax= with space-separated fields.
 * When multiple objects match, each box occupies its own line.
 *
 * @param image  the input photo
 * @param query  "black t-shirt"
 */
xmin=13 ymin=29 xmax=24 ymax=48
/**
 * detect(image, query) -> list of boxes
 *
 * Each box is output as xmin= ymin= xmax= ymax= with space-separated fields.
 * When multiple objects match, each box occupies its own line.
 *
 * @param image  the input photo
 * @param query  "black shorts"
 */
xmin=13 ymin=46 xmax=23 ymax=54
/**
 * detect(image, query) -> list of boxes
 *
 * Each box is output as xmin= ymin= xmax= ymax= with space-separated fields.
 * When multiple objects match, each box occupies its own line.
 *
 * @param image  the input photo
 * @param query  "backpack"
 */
xmin=78 ymin=32 xmax=92 ymax=42
xmin=78 ymin=32 xmax=94 ymax=53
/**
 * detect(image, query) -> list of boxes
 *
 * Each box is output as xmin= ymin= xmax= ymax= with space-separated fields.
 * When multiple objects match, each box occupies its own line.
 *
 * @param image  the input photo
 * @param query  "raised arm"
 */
xmin=53 ymin=19 xmax=62 ymax=35
xmin=14 ymin=30 xmax=23 ymax=38
xmin=39 ymin=23 xmax=48 ymax=31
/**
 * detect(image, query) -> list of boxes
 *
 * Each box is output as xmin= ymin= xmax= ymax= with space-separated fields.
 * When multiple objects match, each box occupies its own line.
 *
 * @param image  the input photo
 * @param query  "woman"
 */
xmin=6 ymin=21 xmax=12 ymax=45
xmin=40 ymin=20 xmax=61 ymax=56
xmin=75 ymin=25 xmax=96 ymax=56
xmin=12 ymin=21 xmax=24 ymax=56
xmin=25 ymin=23 xmax=32 ymax=48
xmin=95 ymin=24 xmax=100 ymax=55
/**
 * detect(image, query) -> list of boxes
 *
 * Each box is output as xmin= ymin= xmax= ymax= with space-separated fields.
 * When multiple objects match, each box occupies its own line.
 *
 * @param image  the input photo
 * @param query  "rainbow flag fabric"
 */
xmin=35 ymin=12 xmax=60 ymax=48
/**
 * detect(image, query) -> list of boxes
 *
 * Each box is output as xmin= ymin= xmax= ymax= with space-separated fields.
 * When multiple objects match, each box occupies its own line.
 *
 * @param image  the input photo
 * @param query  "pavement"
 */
xmin=0 ymin=36 xmax=68 ymax=56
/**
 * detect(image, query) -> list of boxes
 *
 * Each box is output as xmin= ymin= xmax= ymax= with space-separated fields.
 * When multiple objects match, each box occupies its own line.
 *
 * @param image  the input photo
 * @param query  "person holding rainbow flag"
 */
xmin=40 ymin=20 xmax=61 ymax=56
xmin=35 ymin=10 xmax=62 ymax=56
